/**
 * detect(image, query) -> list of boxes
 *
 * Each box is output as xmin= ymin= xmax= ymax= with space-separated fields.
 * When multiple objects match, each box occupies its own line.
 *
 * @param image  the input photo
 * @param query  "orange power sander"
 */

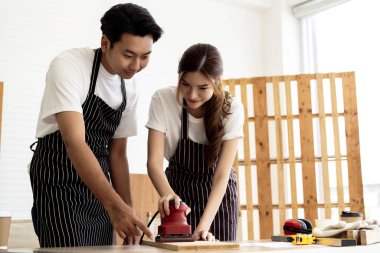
xmin=155 ymin=200 xmax=195 ymax=242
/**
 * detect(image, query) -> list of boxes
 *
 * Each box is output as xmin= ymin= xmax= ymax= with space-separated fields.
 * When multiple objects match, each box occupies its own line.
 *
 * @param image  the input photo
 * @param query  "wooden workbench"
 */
xmin=4 ymin=240 xmax=380 ymax=253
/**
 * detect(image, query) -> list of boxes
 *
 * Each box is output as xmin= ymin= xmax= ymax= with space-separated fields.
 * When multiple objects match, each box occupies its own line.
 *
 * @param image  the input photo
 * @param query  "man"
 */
xmin=29 ymin=3 xmax=163 ymax=247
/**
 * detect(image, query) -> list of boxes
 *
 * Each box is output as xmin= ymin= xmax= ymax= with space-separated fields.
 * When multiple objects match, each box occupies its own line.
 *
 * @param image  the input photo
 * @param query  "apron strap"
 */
xmin=181 ymin=108 xmax=189 ymax=140
xmin=88 ymin=48 xmax=102 ymax=94
xmin=30 ymin=140 xmax=38 ymax=152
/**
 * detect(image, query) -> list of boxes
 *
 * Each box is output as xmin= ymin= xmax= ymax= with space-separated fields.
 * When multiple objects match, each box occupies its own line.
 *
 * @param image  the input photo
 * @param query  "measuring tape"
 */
xmin=290 ymin=234 xmax=316 ymax=245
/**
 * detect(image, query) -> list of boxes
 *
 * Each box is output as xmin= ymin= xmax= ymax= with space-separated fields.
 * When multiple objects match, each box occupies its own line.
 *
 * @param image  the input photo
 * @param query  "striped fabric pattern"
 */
xmin=165 ymin=108 xmax=238 ymax=241
xmin=30 ymin=48 xmax=126 ymax=247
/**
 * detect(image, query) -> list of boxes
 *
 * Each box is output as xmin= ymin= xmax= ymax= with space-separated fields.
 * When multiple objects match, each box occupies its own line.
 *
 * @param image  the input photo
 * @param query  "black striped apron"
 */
xmin=30 ymin=48 xmax=126 ymax=247
xmin=165 ymin=108 xmax=238 ymax=241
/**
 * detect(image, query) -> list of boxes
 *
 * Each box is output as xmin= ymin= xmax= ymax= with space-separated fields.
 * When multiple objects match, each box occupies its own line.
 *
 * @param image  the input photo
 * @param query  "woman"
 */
xmin=146 ymin=43 xmax=244 ymax=241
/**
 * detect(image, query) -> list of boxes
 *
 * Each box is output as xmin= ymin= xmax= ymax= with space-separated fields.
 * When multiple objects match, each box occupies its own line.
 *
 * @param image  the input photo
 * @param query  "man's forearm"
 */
xmin=109 ymin=155 xmax=132 ymax=206
xmin=65 ymin=139 xmax=123 ymax=209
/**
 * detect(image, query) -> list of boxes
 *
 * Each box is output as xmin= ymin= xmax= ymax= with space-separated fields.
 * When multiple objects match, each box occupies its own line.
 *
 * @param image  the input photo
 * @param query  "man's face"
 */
xmin=101 ymin=33 xmax=153 ymax=79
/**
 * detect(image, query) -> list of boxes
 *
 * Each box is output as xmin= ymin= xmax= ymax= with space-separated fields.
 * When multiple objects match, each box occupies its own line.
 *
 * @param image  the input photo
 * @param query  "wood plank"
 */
xmin=226 ymin=80 xmax=241 ymax=211
xmin=316 ymin=237 xmax=356 ymax=247
xmin=284 ymin=77 xmax=298 ymax=218
xmin=329 ymin=73 xmax=345 ymax=214
xmin=341 ymin=72 xmax=365 ymax=215
xmin=273 ymin=77 xmax=286 ymax=226
xmin=297 ymin=75 xmax=318 ymax=226
xmin=240 ymin=79 xmax=254 ymax=240
xmin=246 ymin=112 xmax=345 ymax=121
xmin=224 ymin=72 xmax=354 ymax=84
xmin=253 ymin=77 xmax=273 ymax=239
xmin=316 ymin=74 xmax=331 ymax=218
xmin=272 ymin=235 xmax=356 ymax=246
xmin=142 ymin=240 xmax=240 ymax=251
xmin=344 ymin=230 xmax=360 ymax=244
xmin=360 ymin=228 xmax=380 ymax=245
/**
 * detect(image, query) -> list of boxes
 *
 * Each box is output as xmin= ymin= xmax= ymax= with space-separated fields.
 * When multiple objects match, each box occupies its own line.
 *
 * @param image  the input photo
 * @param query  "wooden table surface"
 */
xmin=4 ymin=240 xmax=380 ymax=253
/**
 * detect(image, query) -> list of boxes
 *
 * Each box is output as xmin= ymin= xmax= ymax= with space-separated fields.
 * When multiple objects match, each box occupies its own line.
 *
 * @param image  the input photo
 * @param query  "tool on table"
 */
xmin=272 ymin=219 xmax=356 ymax=247
xmin=290 ymin=234 xmax=316 ymax=245
xmin=155 ymin=200 xmax=195 ymax=242
xmin=283 ymin=218 xmax=313 ymax=235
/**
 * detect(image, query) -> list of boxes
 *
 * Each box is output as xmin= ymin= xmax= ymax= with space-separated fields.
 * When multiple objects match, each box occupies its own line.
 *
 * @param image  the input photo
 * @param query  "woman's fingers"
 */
xmin=159 ymin=194 xmax=182 ymax=217
xmin=195 ymin=230 xmax=215 ymax=241
xmin=163 ymin=195 xmax=173 ymax=216
xmin=174 ymin=195 xmax=181 ymax=209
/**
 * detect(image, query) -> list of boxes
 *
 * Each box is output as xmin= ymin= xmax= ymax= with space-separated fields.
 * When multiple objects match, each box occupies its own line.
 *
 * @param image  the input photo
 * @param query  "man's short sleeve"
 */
xmin=40 ymin=57 xmax=84 ymax=124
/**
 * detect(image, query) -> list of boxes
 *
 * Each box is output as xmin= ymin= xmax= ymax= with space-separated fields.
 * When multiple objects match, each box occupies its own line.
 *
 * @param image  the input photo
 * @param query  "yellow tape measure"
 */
xmin=290 ymin=234 xmax=316 ymax=245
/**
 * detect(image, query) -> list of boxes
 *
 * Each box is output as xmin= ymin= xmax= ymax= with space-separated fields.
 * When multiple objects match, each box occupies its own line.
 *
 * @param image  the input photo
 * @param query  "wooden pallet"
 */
xmin=141 ymin=240 xmax=240 ymax=251
xmin=223 ymin=72 xmax=364 ymax=240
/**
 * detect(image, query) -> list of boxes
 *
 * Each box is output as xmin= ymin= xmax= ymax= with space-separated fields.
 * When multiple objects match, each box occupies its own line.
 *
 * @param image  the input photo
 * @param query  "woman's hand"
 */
xmin=194 ymin=230 xmax=215 ymax=241
xmin=158 ymin=194 xmax=190 ymax=217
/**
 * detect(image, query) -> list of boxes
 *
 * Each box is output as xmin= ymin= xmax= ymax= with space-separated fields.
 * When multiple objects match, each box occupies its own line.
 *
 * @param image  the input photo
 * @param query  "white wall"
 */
xmin=0 ymin=0 xmax=265 ymax=219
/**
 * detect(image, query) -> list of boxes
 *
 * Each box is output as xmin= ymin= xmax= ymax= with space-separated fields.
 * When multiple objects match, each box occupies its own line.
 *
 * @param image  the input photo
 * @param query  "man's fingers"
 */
xmin=185 ymin=207 xmax=191 ymax=215
xmin=133 ymin=236 xmax=140 ymax=245
xmin=118 ymin=230 xmax=127 ymax=241
xmin=127 ymin=236 xmax=133 ymax=245
xmin=136 ymin=219 xmax=154 ymax=240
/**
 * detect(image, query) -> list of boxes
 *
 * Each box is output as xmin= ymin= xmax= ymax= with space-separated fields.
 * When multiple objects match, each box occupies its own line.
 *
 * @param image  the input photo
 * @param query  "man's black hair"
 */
xmin=101 ymin=3 xmax=163 ymax=47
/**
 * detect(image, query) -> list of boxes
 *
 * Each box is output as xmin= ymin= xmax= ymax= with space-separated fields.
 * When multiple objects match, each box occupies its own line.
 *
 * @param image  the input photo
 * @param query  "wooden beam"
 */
xmin=341 ymin=72 xmax=365 ymax=215
xmin=240 ymin=79 xmax=254 ymax=240
xmin=253 ymin=77 xmax=273 ymax=239
xmin=297 ymin=75 xmax=318 ymax=225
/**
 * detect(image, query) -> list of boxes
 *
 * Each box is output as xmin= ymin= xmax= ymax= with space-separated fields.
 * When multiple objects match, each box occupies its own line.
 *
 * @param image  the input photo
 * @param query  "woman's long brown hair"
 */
xmin=176 ymin=43 xmax=231 ymax=167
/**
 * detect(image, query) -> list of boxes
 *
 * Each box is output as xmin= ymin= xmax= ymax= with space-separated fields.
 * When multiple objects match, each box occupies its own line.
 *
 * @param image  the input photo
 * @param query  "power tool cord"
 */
xmin=139 ymin=210 xmax=160 ymax=245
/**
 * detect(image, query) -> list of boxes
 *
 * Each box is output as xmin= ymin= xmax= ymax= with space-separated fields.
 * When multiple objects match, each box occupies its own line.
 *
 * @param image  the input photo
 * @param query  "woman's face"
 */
xmin=179 ymin=71 xmax=215 ymax=111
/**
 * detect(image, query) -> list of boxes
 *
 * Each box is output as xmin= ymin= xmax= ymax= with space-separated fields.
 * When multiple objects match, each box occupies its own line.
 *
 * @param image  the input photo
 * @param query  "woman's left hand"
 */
xmin=194 ymin=230 xmax=215 ymax=241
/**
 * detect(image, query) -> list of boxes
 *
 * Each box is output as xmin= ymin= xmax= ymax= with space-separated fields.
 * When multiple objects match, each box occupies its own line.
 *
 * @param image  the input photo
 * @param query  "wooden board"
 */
xmin=342 ymin=72 xmax=365 ymax=215
xmin=316 ymin=237 xmax=356 ymax=247
xmin=360 ymin=228 xmax=380 ymax=245
xmin=253 ymin=77 xmax=273 ymax=239
xmin=343 ymin=230 xmax=360 ymax=244
xmin=141 ymin=240 xmax=240 ymax=251
xmin=297 ymin=75 xmax=318 ymax=226
xmin=271 ymin=235 xmax=356 ymax=247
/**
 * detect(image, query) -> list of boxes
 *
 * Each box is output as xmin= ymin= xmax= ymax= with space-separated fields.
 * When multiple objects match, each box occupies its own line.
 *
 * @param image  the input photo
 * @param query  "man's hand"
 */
xmin=123 ymin=235 xmax=141 ymax=245
xmin=108 ymin=202 xmax=154 ymax=243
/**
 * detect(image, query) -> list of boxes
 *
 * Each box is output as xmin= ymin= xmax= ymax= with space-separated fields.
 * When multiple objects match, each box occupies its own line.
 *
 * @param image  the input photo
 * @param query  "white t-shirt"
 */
xmin=146 ymin=86 xmax=244 ymax=160
xmin=35 ymin=47 xmax=138 ymax=138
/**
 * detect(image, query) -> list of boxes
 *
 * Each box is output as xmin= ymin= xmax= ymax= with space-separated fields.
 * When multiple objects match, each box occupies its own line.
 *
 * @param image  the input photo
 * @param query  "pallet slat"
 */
xmin=253 ymin=77 xmax=273 ymax=239
xmin=240 ymin=79 xmax=254 ymax=240
xmin=329 ymin=73 xmax=345 ymax=214
xmin=316 ymin=74 xmax=332 ymax=218
xmin=273 ymin=77 xmax=286 ymax=226
xmin=342 ymin=72 xmax=364 ymax=214
xmin=297 ymin=75 xmax=318 ymax=226
xmin=284 ymin=77 xmax=298 ymax=218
